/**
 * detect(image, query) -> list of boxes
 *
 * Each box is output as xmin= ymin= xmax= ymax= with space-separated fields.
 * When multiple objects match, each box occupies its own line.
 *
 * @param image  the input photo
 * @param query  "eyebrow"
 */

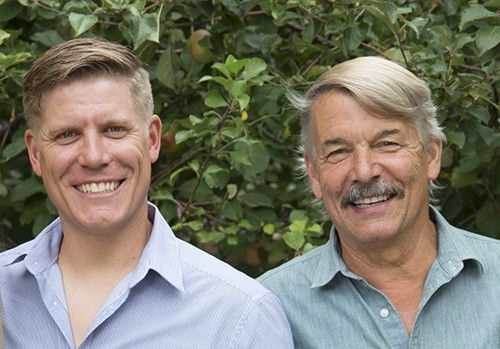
xmin=322 ymin=128 xmax=402 ymax=147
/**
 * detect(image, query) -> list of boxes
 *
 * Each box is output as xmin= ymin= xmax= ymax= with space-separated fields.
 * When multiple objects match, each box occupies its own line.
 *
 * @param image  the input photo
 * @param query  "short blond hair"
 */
xmin=23 ymin=38 xmax=153 ymax=129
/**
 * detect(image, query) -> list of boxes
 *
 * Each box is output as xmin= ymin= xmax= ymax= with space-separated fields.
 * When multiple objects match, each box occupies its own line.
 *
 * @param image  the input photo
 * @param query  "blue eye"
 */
xmin=377 ymin=141 xmax=401 ymax=150
xmin=106 ymin=126 xmax=125 ymax=133
xmin=58 ymin=131 xmax=76 ymax=139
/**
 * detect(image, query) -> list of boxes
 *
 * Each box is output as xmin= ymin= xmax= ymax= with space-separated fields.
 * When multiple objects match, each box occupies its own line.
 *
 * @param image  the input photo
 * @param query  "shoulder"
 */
xmin=258 ymin=244 xmax=325 ymax=288
xmin=0 ymin=239 xmax=34 ymax=266
xmin=453 ymin=227 xmax=500 ymax=265
xmin=176 ymin=238 xmax=272 ymax=302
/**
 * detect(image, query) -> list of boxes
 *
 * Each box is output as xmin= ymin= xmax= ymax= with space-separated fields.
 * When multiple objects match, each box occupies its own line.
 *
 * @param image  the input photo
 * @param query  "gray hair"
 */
xmin=290 ymin=56 xmax=446 ymax=196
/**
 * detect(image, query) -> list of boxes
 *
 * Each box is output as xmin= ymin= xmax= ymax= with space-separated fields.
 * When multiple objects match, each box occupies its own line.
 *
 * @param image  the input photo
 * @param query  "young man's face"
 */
xmin=25 ymin=76 xmax=161 ymax=234
xmin=305 ymin=92 xmax=441 ymax=248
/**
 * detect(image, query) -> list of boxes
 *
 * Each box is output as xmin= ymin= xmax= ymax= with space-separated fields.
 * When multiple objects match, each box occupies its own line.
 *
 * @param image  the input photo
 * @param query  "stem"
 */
xmin=0 ymin=108 xmax=15 ymax=156
xmin=177 ymin=101 xmax=235 ymax=221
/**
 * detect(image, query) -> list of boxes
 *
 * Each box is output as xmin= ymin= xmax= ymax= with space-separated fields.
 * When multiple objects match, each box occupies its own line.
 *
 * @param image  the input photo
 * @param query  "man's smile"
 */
xmin=75 ymin=180 xmax=123 ymax=194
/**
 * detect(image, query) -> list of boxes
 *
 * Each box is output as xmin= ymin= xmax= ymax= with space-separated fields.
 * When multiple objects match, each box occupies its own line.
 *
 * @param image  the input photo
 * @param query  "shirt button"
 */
xmin=380 ymin=308 xmax=389 ymax=318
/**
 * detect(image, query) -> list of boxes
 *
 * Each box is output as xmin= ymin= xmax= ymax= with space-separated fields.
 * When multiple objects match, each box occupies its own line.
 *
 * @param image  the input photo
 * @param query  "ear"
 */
xmin=25 ymin=129 xmax=43 ymax=177
xmin=304 ymin=155 xmax=322 ymax=199
xmin=148 ymin=115 xmax=162 ymax=163
xmin=426 ymin=138 xmax=442 ymax=181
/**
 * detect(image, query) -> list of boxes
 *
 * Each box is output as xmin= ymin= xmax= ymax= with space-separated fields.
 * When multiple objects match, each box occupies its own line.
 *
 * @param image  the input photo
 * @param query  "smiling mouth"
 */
xmin=351 ymin=195 xmax=393 ymax=208
xmin=341 ymin=179 xmax=405 ymax=209
xmin=75 ymin=180 xmax=123 ymax=194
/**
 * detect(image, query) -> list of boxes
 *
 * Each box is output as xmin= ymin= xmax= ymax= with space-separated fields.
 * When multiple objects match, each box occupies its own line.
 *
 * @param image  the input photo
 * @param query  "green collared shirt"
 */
xmin=258 ymin=207 xmax=500 ymax=348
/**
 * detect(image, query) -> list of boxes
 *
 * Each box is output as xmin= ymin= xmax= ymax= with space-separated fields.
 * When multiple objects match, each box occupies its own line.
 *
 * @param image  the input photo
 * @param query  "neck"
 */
xmin=58 ymin=213 xmax=152 ymax=273
xmin=340 ymin=219 xmax=438 ymax=288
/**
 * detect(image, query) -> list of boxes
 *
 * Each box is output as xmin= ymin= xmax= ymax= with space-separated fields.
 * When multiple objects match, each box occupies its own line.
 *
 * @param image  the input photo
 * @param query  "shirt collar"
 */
xmin=430 ymin=206 xmax=484 ymax=275
xmin=310 ymin=205 xmax=484 ymax=288
xmin=7 ymin=202 xmax=185 ymax=293
xmin=135 ymin=202 xmax=185 ymax=293
xmin=310 ymin=230 xmax=351 ymax=288
xmin=9 ymin=217 xmax=64 ymax=275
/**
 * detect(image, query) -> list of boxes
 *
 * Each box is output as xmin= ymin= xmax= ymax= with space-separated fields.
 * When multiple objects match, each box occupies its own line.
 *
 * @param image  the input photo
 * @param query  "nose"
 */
xmin=77 ymin=132 xmax=111 ymax=168
xmin=351 ymin=148 xmax=381 ymax=183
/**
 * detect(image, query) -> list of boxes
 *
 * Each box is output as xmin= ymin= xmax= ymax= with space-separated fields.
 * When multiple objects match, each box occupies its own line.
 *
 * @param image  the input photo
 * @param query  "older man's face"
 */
xmin=25 ymin=76 xmax=161 ymax=234
xmin=305 ymin=92 xmax=441 ymax=248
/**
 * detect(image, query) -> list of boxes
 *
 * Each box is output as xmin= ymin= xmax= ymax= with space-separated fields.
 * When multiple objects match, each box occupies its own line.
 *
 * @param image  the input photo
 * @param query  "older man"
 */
xmin=259 ymin=57 xmax=500 ymax=348
xmin=0 ymin=38 xmax=293 ymax=348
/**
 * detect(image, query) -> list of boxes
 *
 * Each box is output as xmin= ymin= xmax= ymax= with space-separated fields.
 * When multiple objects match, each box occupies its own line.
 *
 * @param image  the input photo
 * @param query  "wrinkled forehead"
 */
xmin=309 ymin=92 xmax=419 ymax=142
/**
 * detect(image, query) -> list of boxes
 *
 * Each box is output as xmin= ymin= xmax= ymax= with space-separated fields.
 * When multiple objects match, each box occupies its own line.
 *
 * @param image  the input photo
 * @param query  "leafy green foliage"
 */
xmin=0 ymin=0 xmax=498 ymax=274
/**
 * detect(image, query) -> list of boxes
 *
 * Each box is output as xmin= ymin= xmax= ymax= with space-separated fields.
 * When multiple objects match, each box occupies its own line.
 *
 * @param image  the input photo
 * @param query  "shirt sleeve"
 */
xmin=230 ymin=291 xmax=294 ymax=349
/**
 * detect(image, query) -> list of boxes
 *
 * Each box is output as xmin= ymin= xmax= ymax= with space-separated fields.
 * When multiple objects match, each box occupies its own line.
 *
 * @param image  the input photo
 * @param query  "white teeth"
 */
xmin=353 ymin=195 xmax=389 ymax=207
xmin=76 ymin=181 xmax=120 ymax=194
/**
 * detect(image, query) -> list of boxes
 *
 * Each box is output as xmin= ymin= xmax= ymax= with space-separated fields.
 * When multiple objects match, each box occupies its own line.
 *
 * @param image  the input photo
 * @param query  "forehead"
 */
xmin=38 ymin=77 xmax=135 ymax=122
xmin=310 ymin=92 xmax=415 ymax=140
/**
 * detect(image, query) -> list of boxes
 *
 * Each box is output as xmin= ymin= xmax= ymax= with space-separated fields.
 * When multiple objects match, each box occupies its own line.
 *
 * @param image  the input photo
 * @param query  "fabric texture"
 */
xmin=0 ymin=203 xmax=293 ymax=349
xmin=258 ymin=207 xmax=500 ymax=349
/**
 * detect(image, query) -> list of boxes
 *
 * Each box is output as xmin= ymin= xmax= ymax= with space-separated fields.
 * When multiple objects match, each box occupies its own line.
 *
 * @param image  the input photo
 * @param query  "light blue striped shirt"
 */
xmin=259 ymin=207 xmax=500 ymax=348
xmin=0 ymin=204 xmax=293 ymax=348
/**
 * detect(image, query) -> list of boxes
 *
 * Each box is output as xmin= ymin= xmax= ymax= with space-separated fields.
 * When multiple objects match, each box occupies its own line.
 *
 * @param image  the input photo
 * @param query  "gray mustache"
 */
xmin=341 ymin=179 xmax=405 ymax=209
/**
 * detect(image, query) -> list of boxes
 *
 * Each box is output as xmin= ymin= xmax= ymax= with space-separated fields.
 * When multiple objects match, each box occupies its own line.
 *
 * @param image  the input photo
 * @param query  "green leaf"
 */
xmin=453 ymin=33 xmax=474 ymax=50
xmin=307 ymin=223 xmax=322 ymax=234
xmin=174 ymin=129 xmax=196 ymax=144
xmin=156 ymin=48 xmax=179 ymax=89
xmin=263 ymin=223 xmax=275 ymax=235
xmin=284 ymin=230 xmax=305 ymax=250
xmin=441 ymin=147 xmax=454 ymax=168
xmin=459 ymin=4 xmax=499 ymax=31
xmin=0 ymin=30 xmax=10 ymax=45
xmin=475 ymin=201 xmax=500 ymax=237
xmin=150 ymin=189 xmax=174 ymax=201
xmin=289 ymin=219 xmax=307 ymax=234
xmin=404 ymin=17 xmax=428 ymax=39
xmin=0 ymin=182 xmax=7 ymax=197
xmin=130 ymin=13 xmax=158 ymax=49
xmin=204 ymin=90 xmax=228 ymax=108
xmin=187 ymin=220 xmax=203 ymax=231
xmin=239 ymin=191 xmax=273 ymax=208
xmin=362 ymin=3 xmax=394 ymax=31
xmin=0 ymin=0 xmax=23 ymax=22
xmin=468 ymin=105 xmax=491 ymax=124
xmin=31 ymin=29 xmax=65 ymax=47
xmin=222 ymin=200 xmax=242 ymax=220
xmin=237 ymin=94 xmax=250 ymax=111
xmin=230 ymin=140 xmax=270 ymax=176
xmin=197 ymin=231 xmax=225 ymax=243
xmin=226 ymin=184 xmax=237 ymax=200
xmin=476 ymin=26 xmax=500 ymax=55
xmin=226 ymin=235 xmax=238 ymax=245
xmin=289 ymin=210 xmax=307 ymax=221
xmin=9 ymin=177 xmax=45 ymax=202
xmin=451 ymin=171 xmax=477 ymax=188
xmin=212 ymin=63 xmax=232 ymax=79
xmin=446 ymin=129 xmax=466 ymax=148
xmin=69 ymin=13 xmax=98 ymax=37
xmin=228 ymin=80 xmax=246 ymax=98
xmin=204 ymin=164 xmax=229 ymax=188
xmin=33 ymin=212 xmax=55 ymax=236
xmin=220 ymin=120 xmax=243 ymax=139
xmin=242 ymin=58 xmax=267 ymax=79
xmin=225 ymin=55 xmax=245 ymax=75
xmin=1 ymin=136 xmax=26 ymax=162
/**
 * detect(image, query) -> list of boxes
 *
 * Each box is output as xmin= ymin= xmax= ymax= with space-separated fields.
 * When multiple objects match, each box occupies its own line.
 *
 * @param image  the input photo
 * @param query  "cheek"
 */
xmin=318 ymin=170 xmax=345 ymax=202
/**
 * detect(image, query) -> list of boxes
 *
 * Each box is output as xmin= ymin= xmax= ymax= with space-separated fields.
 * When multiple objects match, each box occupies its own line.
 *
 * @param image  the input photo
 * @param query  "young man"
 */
xmin=259 ymin=56 xmax=500 ymax=348
xmin=0 ymin=38 xmax=292 ymax=348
